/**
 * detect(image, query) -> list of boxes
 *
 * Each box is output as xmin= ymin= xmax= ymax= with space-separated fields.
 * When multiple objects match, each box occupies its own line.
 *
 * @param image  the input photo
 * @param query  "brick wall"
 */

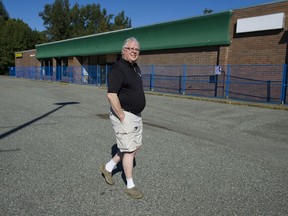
xmin=137 ymin=46 xmax=219 ymax=66
xmin=15 ymin=50 xmax=40 ymax=67
xmin=228 ymin=1 xmax=288 ymax=65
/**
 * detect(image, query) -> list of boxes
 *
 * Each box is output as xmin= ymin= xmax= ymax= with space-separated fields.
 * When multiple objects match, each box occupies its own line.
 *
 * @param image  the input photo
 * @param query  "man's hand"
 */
xmin=107 ymin=93 xmax=125 ymax=122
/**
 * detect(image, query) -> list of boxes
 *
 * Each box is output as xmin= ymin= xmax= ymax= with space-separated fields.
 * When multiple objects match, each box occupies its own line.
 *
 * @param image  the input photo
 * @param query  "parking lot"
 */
xmin=1 ymin=77 xmax=287 ymax=216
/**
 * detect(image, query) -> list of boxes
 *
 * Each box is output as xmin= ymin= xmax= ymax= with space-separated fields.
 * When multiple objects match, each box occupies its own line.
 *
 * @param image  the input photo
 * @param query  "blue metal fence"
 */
xmin=225 ymin=64 xmax=287 ymax=104
xmin=9 ymin=64 xmax=288 ymax=104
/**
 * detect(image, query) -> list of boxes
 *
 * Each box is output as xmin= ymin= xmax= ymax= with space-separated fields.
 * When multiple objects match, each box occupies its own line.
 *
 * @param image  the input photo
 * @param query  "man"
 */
xmin=100 ymin=37 xmax=146 ymax=199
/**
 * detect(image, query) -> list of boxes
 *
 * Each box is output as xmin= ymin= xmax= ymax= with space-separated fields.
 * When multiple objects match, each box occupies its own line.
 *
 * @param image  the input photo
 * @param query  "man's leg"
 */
xmin=100 ymin=150 xmax=123 ymax=185
xmin=123 ymin=148 xmax=143 ymax=199
xmin=122 ymin=151 xmax=135 ymax=184
xmin=105 ymin=150 xmax=122 ymax=172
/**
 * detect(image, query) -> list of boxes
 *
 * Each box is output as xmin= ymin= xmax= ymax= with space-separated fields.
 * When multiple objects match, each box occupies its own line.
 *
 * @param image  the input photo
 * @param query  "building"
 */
xmin=14 ymin=0 xmax=288 ymax=103
xmin=15 ymin=0 xmax=288 ymax=67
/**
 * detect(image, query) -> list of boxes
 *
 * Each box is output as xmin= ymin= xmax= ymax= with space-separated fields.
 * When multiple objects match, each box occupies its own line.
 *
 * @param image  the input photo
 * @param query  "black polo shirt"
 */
xmin=108 ymin=58 xmax=146 ymax=114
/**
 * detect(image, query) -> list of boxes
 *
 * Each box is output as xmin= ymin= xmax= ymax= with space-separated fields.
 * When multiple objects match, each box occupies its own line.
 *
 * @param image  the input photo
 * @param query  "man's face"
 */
xmin=122 ymin=41 xmax=140 ymax=63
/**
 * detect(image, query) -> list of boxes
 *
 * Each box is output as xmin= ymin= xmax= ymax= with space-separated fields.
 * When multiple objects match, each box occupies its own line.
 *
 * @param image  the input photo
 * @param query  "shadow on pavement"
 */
xmin=0 ymin=102 xmax=79 ymax=140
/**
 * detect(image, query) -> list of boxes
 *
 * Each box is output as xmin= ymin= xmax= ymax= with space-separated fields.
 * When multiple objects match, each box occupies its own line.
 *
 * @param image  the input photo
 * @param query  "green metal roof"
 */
xmin=36 ymin=11 xmax=232 ymax=59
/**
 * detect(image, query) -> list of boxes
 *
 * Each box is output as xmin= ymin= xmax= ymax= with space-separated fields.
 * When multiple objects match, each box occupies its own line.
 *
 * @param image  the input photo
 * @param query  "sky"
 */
xmin=2 ymin=0 xmax=281 ymax=31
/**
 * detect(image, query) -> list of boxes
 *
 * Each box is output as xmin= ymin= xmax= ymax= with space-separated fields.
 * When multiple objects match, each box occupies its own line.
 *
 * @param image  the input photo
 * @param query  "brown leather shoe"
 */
xmin=100 ymin=164 xmax=114 ymax=185
xmin=124 ymin=187 xmax=143 ymax=199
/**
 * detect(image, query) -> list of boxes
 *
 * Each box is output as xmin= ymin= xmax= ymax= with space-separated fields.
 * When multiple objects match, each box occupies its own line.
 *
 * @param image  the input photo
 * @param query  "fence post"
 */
xmin=266 ymin=80 xmax=271 ymax=102
xmin=150 ymin=65 xmax=154 ymax=91
xmin=225 ymin=65 xmax=231 ymax=98
xmin=281 ymin=64 xmax=287 ymax=104
xmin=105 ymin=64 xmax=108 ymax=86
xmin=214 ymin=74 xmax=218 ymax=97
xmin=221 ymin=70 xmax=226 ymax=98
xmin=97 ymin=65 xmax=101 ymax=86
xmin=182 ymin=64 xmax=186 ymax=95
xmin=178 ymin=75 xmax=182 ymax=94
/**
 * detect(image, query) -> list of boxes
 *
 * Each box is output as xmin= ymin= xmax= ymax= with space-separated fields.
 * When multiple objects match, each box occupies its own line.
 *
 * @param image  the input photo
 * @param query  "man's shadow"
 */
xmin=110 ymin=144 xmax=136 ymax=184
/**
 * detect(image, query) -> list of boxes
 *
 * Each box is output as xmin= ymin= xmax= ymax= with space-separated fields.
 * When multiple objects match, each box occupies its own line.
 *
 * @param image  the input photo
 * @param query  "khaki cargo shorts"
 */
xmin=109 ymin=110 xmax=143 ymax=152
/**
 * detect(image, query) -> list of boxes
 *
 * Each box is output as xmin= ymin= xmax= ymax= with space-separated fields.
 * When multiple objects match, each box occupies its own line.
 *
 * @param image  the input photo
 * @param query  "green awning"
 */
xmin=36 ymin=11 xmax=232 ymax=59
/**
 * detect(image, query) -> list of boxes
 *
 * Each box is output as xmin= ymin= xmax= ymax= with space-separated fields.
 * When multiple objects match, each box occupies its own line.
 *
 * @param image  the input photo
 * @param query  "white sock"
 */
xmin=126 ymin=178 xmax=135 ymax=189
xmin=105 ymin=159 xmax=117 ymax=172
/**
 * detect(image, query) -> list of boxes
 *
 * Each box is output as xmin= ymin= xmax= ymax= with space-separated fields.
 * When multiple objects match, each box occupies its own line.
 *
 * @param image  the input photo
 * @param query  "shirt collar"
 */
xmin=121 ymin=58 xmax=137 ymax=68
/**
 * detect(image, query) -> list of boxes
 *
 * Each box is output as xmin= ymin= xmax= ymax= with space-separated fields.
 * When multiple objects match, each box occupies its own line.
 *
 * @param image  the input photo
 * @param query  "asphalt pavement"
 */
xmin=1 ymin=77 xmax=288 ymax=216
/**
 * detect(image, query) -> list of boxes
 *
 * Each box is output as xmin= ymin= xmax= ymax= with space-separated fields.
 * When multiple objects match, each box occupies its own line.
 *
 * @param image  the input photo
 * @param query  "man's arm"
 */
xmin=107 ymin=93 xmax=125 ymax=122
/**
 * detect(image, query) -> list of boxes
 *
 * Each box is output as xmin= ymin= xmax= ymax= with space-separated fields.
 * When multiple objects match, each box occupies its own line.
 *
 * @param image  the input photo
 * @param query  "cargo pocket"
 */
xmin=118 ymin=121 xmax=141 ymax=151
xmin=114 ymin=124 xmax=129 ymax=150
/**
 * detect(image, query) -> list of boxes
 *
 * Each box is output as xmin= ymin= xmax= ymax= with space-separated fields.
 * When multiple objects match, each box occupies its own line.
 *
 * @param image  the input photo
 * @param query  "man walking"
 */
xmin=100 ymin=37 xmax=146 ymax=199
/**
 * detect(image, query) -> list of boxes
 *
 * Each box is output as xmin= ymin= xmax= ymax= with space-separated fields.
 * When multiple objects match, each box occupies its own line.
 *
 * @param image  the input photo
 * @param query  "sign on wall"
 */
xmin=15 ymin=53 xmax=23 ymax=58
xmin=236 ymin=13 xmax=285 ymax=33
xmin=214 ymin=66 xmax=222 ymax=75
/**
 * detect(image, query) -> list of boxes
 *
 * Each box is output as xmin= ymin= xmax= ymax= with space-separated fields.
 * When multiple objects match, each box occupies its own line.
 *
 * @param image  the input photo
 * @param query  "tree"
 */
xmin=0 ymin=19 xmax=47 ymax=74
xmin=0 ymin=0 xmax=48 ymax=74
xmin=0 ymin=0 xmax=9 ymax=26
xmin=111 ymin=11 xmax=132 ymax=31
xmin=39 ymin=0 xmax=131 ymax=41
xmin=39 ymin=0 xmax=71 ymax=41
xmin=0 ymin=1 xmax=10 ymax=74
xmin=72 ymin=3 xmax=114 ymax=36
xmin=203 ymin=8 xmax=213 ymax=14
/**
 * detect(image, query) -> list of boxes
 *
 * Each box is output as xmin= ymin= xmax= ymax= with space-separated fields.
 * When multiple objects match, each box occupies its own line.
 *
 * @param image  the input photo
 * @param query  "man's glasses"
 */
xmin=124 ymin=47 xmax=140 ymax=53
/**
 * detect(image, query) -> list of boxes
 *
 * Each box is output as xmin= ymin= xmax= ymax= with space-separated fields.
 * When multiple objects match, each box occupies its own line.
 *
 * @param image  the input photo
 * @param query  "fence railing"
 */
xmin=9 ymin=64 xmax=288 ymax=104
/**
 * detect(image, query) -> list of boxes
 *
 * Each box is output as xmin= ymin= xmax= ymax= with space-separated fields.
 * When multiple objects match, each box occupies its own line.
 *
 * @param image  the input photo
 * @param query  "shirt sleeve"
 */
xmin=107 ymin=63 xmax=125 ymax=94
